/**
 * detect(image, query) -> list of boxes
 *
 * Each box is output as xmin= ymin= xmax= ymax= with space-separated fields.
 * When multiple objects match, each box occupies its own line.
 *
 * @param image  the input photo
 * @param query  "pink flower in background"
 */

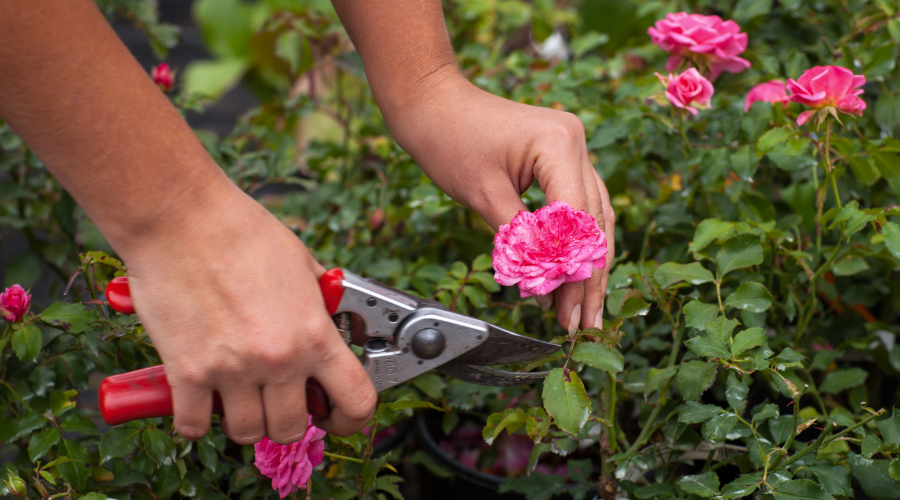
xmin=151 ymin=62 xmax=173 ymax=92
xmin=254 ymin=416 xmax=326 ymax=498
xmin=744 ymin=80 xmax=787 ymax=112
xmin=656 ymin=69 xmax=714 ymax=115
xmin=648 ymin=12 xmax=750 ymax=80
xmin=0 ymin=285 xmax=30 ymax=322
xmin=787 ymin=66 xmax=866 ymax=125
xmin=493 ymin=201 xmax=607 ymax=298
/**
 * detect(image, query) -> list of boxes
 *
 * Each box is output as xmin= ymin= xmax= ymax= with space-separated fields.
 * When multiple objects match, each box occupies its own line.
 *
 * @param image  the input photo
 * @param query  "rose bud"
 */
xmin=151 ymin=62 xmax=174 ymax=92
xmin=0 ymin=285 xmax=31 ymax=323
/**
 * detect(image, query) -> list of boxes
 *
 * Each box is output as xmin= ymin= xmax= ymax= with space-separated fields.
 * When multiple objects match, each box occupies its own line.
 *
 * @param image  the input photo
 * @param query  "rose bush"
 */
xmin=3 ymin=0 xmax=900 ymax=500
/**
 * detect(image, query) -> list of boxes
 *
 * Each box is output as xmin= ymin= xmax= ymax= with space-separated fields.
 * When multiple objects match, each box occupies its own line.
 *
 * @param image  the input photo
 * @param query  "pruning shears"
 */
xmin=98 ymin=268 xmax=560 ymax=425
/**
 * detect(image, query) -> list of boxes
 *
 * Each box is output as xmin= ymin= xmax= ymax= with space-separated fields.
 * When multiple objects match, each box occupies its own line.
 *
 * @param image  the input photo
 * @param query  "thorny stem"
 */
xmin=794 ymin=237 xmax=844 ymax=342
xmin=323 ymin=451 xmax=365 ymax=464
xmin=606 ymin=371 xmax=618 ymax=455
xmin=677 ymin=112 xmax=694 ymax=153
xmin=800 ymin=369 xmax=828 ymax=415
xmin=825 ymin=121 xmax=841 ymax=210
xmin=779 ymin=409 xmax=884 ymax=470
xmin=734 ymin=414 xmax=769 ymax=480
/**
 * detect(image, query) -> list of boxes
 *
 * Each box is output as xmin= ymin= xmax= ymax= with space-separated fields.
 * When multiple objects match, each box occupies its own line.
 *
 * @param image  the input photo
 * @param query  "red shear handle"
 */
xmin=99 ymin=365 xmax=330 ymax=425
xmin=100 ymin=270 xmax=346 ymax=425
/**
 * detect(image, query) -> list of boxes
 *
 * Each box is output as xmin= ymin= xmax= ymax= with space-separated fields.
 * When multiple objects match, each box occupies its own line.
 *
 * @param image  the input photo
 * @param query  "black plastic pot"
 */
xmin=413 ymin=412 xmax=599 ymax=500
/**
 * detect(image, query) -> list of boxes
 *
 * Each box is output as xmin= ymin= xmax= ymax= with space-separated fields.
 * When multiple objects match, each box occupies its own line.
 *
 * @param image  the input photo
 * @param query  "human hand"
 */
xmin=117 ymin=180 xmax=377 ymax=444
xmin=383 ymin=69 xmax=615 ymax=333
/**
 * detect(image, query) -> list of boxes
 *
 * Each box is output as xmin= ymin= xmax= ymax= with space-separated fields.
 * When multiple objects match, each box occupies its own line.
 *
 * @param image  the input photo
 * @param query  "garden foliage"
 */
xmin=3 ymin=0 xmax=900 ymax=499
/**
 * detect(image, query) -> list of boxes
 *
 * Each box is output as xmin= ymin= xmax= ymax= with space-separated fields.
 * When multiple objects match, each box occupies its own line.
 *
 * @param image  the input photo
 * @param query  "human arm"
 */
xmin=0 ymin=0 xmax=376 ymax=442
xmin=331 ymin=0 xmax=616 ymax=331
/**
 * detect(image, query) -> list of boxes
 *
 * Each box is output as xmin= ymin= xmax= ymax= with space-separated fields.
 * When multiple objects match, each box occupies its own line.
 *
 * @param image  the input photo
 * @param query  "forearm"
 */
xmin=0 ymin=0 xmax=231 ymax=256
xmin=330 ymin=0 xmax=468 ymax=120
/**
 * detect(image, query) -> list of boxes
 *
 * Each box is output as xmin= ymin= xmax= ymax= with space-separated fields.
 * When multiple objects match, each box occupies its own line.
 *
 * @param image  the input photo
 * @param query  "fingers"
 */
xmin=261 ymin=380 xmax=309 ymax=445
xmin=170 ymin=377 xmax=214 ymax=441
xmin=219 ymin=382 xmax=266 ymax=445
xmin=592 ymin=169 xmax=616 ymax=324
xmin=311 ymin=338 xmax=378 ymax=437
xmin=530 ymin=113 xmax=596 ymax=333
xmin=475 ymin=177 xmax=531 ymax=232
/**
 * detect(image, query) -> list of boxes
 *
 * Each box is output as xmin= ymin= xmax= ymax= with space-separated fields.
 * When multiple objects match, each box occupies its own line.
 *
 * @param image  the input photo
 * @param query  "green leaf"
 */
xmin=883 ymin=222 xmax=900 ymax=260
xmin=143 ymin=428 xmax=176 ymax=465
xmin=863 ymin=434 xmax=885 ymax=458
xmin=704 ymin=413 xmax=738 ymax=443
xmin=684 ymin=301 xmax=719 ymax=331
xmin=706 ymin=316 xmax=740 ymax=344
xmin=877 ymin=409 xmax=900 ymax=447
xmin=644 ymin=366 xmax=678 ymax=397
xmin=804 ymin=465 xmax=853 ymax=497
xmin=482 ymin=409 xmax=527 ymax=445
xmin=720 ymin=473 xmax=763 ymax=499
xmin=59 ymin=414 xmax=99 ymax=436
xmin=752 ymin=403 xmax=779 ymax=424
xmin=726 ymin=373 xmax=750 ymax=413
xmin=731 ymin=328 xmax=767 ymax=356
xmin=874 ymin=151 xmax=900 ymax=181
xmin=151 ymin=463 xmax=182 ymax=499
xmin=876 ymin=94 xmax=900 ymax=130
xmin=773 ymin=480 xmax=835 ymax=500
xmin=27 ymin=428 xmax=60 ymax=462
xmin=11 ymin=324 xmax=42 ymax=362
xmin=819 ymin=367 xmax=868 ymax=394
xmin=618 ymin=297 xmax=650 ymax=318
xmin=690 ymin=219 xmax=735 ymax=255
xmin=99 ymin=426 xmax=141 ymax=464
xmin=653 ymin=262 xmax=714 ymax=289
xmin=450 ymin=261 xmax=468 ymax=279
xmin=198 ymin=433 xmax=218 ymax=473
xmin=472 ymin=254 xmax=493 ymax=272
xmin=361 ymin=455 xmax=387 ymax=492
xmin=376 ymin=475 xmax=404 ymax=500
xmin=717 ymin=235 xmax=764 ymax=276
xmin=832 ymin=256 xmax=870 ymax=276
xmin=58 ymin=439 xmax=90 ymax=491
xmin=50 ymin=390 xmax=78 ymax=417
xmin=890 ymin=459 xmax=900 ymax=482
xmin=182 ymin=58 xmax=248 ymax=99
xmin=39 ymin=303 xmax=98 ymax=334
xmin=677 ymin=471 xmax=720 ymax=497
xmin=724 ymin=282 xmax=773 ymax=313
xmin=412 ymin=372 xmax=446 ymax=400
xmin=542 ymin=368 xmax=590 ymax=436
xmin=685 ymin=336 xmax=732 ymax=359
xmin=848 ymin=156 xmax=881 ymax=186
xmin=678 ymin=401 xmax=722 ymax=424
xmin=757 ymin=126 xmax=796 ymax=153
xmin=848 ymin=455 xmax=900 ymax=500
xmin=571 ymin=31 xmax=609 ymax=57
xmin=731 ymin=145 xmax=760 ymax=181
xmin=732 ymin=0 xmax=774 ymax=23
xmin=676 ymin=361 xmax=717 ymax=401
xmin=829 ymin=200 xmax=877 ymax=236
xmin=571 ymin=342 xmax=624 ymax=373
xmin=499 ymin=473 xmax=566 ymax=500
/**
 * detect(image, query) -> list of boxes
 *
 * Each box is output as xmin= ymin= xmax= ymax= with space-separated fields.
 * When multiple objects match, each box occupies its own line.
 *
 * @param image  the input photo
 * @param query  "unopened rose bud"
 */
xmin=369 ymin=208 xmax=385 ymax=231
xmin=5 ymin=475 xmax=26 ymax=497
xmin=151 ymin=62 xmax=174 ymax=92
xmin=0 ymin=285 xmax=30 ymax=323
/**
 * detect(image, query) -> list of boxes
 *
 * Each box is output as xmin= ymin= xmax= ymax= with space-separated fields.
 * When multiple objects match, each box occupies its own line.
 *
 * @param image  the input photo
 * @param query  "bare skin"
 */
xmin=0 ymin=0 xmax=614 ymax=444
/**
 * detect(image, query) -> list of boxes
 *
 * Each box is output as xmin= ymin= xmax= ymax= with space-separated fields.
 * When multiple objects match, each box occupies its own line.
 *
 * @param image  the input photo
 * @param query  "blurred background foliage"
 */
xmin=3 ymin=0 xmax=900 ymax=499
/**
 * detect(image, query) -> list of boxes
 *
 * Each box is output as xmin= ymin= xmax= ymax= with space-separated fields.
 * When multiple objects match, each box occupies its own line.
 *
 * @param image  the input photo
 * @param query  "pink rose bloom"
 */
xmin=656 ymin=68 xmax=715 ymax=116
xmin=254 ymin=416 xmax=326 ymax=498
xmin=786 ymin=66 xmax=866 ymax=126
xmin=0 ymin=285 xmax=31 ymax=322
xmin=744 ymin=80 xmax=787 ymax=112
xmin=648 ymin=12 xmax=750 ymax=80
xmin=493 ymin=201 xmax=607 ymax=298
xmin=151 ymin=62 xmax=173 ymax=92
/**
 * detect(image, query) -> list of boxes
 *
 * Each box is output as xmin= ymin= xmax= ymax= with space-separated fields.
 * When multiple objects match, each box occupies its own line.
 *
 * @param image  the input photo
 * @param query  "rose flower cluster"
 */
xmin=649 ymin=12 xmax=866 ymax=126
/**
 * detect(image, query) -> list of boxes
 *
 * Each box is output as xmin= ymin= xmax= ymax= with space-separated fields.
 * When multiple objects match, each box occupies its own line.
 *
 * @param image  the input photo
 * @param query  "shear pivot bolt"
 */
xmin=412 ymin=329 xmax=444 ymax=359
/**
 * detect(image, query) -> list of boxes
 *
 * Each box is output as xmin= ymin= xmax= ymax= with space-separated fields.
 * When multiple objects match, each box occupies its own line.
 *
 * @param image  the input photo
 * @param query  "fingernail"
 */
xmin=594 ymin=308 xmax=604 ymax=329
xmin=536 ymin=294 xmax=552 ymax=312
xmin=568 ymin=303 xmax=582 ymax=336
